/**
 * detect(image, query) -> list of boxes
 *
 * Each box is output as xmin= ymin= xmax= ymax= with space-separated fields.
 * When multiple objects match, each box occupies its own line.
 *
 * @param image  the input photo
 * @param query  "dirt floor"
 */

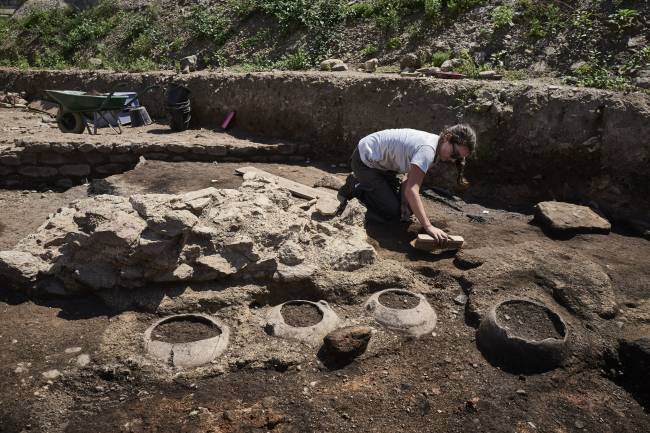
xmin=1 ymin=159 xmax=649 ymax=433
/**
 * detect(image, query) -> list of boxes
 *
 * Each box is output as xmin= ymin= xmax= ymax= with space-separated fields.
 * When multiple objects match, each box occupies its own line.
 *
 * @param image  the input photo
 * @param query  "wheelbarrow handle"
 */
xmin=125 ymin=84 xmax=164 ymax=107
xmin=96 ymin=81 xmax=130 ymax=112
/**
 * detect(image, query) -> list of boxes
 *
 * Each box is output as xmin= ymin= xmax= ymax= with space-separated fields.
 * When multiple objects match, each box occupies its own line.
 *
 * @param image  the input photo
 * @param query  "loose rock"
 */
xmin=76 ymin=354 xmax=91 ymax=367
xmin=534 ymin=201 xmax=611 ymax=235
xmin=364 ymin=58 xmax=378 ymax=73
xmin=454 ymin=294 xmax=468 ymax=305
xmin=400 ymin=53 xmax=420 ymax=71
xmin=313 ymin=175 xmax=344 ymax=191
xmin=322 ymin=326 xmax=373 ymax=360
xmin=42 ymin=369 xmax=61 ymax=380
xmin=320 ymin=59 xmax=346 ymax=71
xmin=180 ymin=55 xmax=198 ymax=74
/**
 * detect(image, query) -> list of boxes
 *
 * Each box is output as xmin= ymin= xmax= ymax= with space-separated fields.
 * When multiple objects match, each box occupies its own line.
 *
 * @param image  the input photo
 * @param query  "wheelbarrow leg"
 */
xmin=97 ymin=111 xmax=122 ymax=135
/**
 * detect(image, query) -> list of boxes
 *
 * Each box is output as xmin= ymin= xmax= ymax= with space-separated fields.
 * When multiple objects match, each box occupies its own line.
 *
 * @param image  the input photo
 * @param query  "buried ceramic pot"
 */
xmin=476 ymin=298 xmax=569 ymax=373
xmin=143 ymin=313 xmax=230 ymax=368
xmin=266 ymin=300 xmax=340 ymax=346
xmin=364 ymin=289 xmax=437 ymax=337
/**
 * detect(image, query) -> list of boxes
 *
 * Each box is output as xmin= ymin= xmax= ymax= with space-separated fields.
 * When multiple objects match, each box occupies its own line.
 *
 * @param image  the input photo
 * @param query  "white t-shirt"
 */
xmin=358 ymin=128 xmax=439 ymax=174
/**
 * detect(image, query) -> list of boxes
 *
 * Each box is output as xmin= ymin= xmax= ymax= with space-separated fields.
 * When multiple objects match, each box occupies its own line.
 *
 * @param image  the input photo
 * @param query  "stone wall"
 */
xmin=0 ymin=136 xmax=306 ymax=188
xmin=1 ymin=67 xmax=649 ymax=212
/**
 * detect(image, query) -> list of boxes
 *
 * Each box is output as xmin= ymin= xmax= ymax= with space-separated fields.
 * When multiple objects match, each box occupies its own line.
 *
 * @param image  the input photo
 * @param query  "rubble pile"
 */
xmin=0 ymin=178 xmax=376 ymax=293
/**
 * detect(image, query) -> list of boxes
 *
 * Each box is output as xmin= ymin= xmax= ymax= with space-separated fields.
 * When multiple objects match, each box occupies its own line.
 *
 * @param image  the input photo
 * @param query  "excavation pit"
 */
xmin=477 ymin=299 xmax=569 ymax=373
xmin=143 ymin=314 xmax=230 ymax=369
xmin=266 ymin=300 xmax=340 ymax=346
xmin=365 ymin=289 xmax=436 ymax=337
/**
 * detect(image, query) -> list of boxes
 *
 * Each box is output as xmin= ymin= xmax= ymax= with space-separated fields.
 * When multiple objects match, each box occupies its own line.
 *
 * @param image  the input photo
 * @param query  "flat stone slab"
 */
xmin=534 ymin=201 xmax=611 ymax=235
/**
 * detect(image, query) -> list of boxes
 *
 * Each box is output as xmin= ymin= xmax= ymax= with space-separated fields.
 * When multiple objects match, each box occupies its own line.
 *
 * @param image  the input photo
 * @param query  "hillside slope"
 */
xmin=0 ymin=0 xmax=648 ymax=91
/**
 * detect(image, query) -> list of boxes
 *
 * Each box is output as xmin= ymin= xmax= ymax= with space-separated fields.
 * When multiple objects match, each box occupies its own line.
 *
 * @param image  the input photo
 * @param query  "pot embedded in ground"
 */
xmin=266 ymin=300 xmax=340 ymax=346
xmin=365 ymin=289 xmax=436 ymax=337
xmin=143 ymin=314 xmax=230 ymax=368
xmin=477 ymin=299 xmax=569 ymax=373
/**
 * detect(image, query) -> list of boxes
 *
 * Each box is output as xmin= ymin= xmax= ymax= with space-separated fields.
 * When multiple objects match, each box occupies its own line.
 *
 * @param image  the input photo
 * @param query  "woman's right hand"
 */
xmin=424 ymin=225 xmax=449 ymax=245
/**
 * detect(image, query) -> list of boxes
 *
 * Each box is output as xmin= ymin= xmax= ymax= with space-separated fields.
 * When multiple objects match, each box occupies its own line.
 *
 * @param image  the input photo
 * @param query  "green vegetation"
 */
xmin=571 ymin=10 xmax=595 ymax=44
xmin=491 ymin=5 xmax=514 ymax=29
xmin=574 ymin=60 xmax=631 ymax=91
xmin=607 ymin=8 xmax=639 ymax=31
xmin=516 ymin=0 xmax=563 ymax=39
xmin=0 ymin=0 xmax=646 ymax=92
xmin=189 ymin=6 xmax=233 ymax=46
xmin=361 ymin=44 xmax=379 ymax=59
xmin=276 ymin=49 xmax=311 ymax=70
xmin=620 ymin=44 xmax=650 ymax=76
xmin=431 ymin=50 xmax=451 ymax=67
xmin=0 ymin=0 xmax=181 ymax=70
xmin=387 ymin=37 xmax=401 ymax=50
xmin=451 ymin=49 xmax=491 ymax=78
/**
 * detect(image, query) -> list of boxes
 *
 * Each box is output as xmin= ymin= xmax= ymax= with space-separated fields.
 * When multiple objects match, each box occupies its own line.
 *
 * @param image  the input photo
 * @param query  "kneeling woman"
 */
xmin=347 ymin=124 xmax=477 ymax=243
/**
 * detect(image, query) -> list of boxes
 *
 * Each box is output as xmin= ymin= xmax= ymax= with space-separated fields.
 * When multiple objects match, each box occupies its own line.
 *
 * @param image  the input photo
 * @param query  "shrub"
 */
xmin=424 ymin=0 xmax=442 ymax=19
xmin=387 ymin=36 xmax=401 ymax=50
xmin=361 ymin=44 xmax=379 ymax=58
xmin=189 ymin=6 xmax=232 ymax=45
xmin=345 ymin=1 xmax=374 ymax=20
xmin=571 ymin=10 xmax=595 ymax=43
xmin=516 ymin=0 xmax=564 ymax=39
xmin=276 ymin=49 xmax=311 ymax=70
xmin=373 ymin=0 xmax=401 ymax=33
xmin=575 ymin=61 xmax=631 ymax=91
xmin=491 ymin=5 xmax=514 ymax=29
xmin=607 ymin=8 xmax=639 ymax=31
xmin=453 ymin=49 xmax=480 ymax=78
xmin=620 ymin=45 xmax=650 ymax=76
xmin=431 ymin=50 xmax=450 ymax=66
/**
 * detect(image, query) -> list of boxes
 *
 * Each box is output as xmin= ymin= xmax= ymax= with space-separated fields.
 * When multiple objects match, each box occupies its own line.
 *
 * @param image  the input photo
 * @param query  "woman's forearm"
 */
xmin=405 ymin=187 xmax=432 ymax=228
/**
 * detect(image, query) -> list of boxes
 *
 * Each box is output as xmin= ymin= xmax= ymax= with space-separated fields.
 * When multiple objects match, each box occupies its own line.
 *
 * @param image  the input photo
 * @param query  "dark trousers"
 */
xmin=350 ymin=148 xmax=401 ymax=221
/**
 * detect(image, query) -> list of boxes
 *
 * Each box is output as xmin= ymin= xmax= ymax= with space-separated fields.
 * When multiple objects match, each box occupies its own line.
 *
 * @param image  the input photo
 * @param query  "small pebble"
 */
xmin=454 ymin=294 xmax=468 ymax=305
xmin=76 ymin=354 xmax=91 ymax=367
xmin=575 ymin=420 xmax=585 ymax=429
xmin=41 ymin=369 xmax=61 ymax=380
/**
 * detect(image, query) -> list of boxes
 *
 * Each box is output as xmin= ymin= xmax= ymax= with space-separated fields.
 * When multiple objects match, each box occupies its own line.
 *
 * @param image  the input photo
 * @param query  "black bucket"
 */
xmin=166 ymin=84 xmax=191 ymax=131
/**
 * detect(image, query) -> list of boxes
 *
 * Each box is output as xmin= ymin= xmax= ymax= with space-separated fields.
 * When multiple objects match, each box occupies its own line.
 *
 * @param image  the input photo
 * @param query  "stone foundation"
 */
xmin=0 ymin=135 xmax=307 ymax=187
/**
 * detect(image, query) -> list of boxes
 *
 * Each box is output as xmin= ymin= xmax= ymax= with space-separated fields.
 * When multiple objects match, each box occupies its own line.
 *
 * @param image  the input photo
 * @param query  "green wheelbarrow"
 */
xmin=45 ymin=85 xmax=159 ymax=134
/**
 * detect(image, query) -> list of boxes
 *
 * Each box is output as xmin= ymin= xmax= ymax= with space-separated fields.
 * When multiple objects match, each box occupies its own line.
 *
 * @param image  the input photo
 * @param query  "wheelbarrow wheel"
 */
xmin=56 ymin=110 xmax=85 ymax=134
